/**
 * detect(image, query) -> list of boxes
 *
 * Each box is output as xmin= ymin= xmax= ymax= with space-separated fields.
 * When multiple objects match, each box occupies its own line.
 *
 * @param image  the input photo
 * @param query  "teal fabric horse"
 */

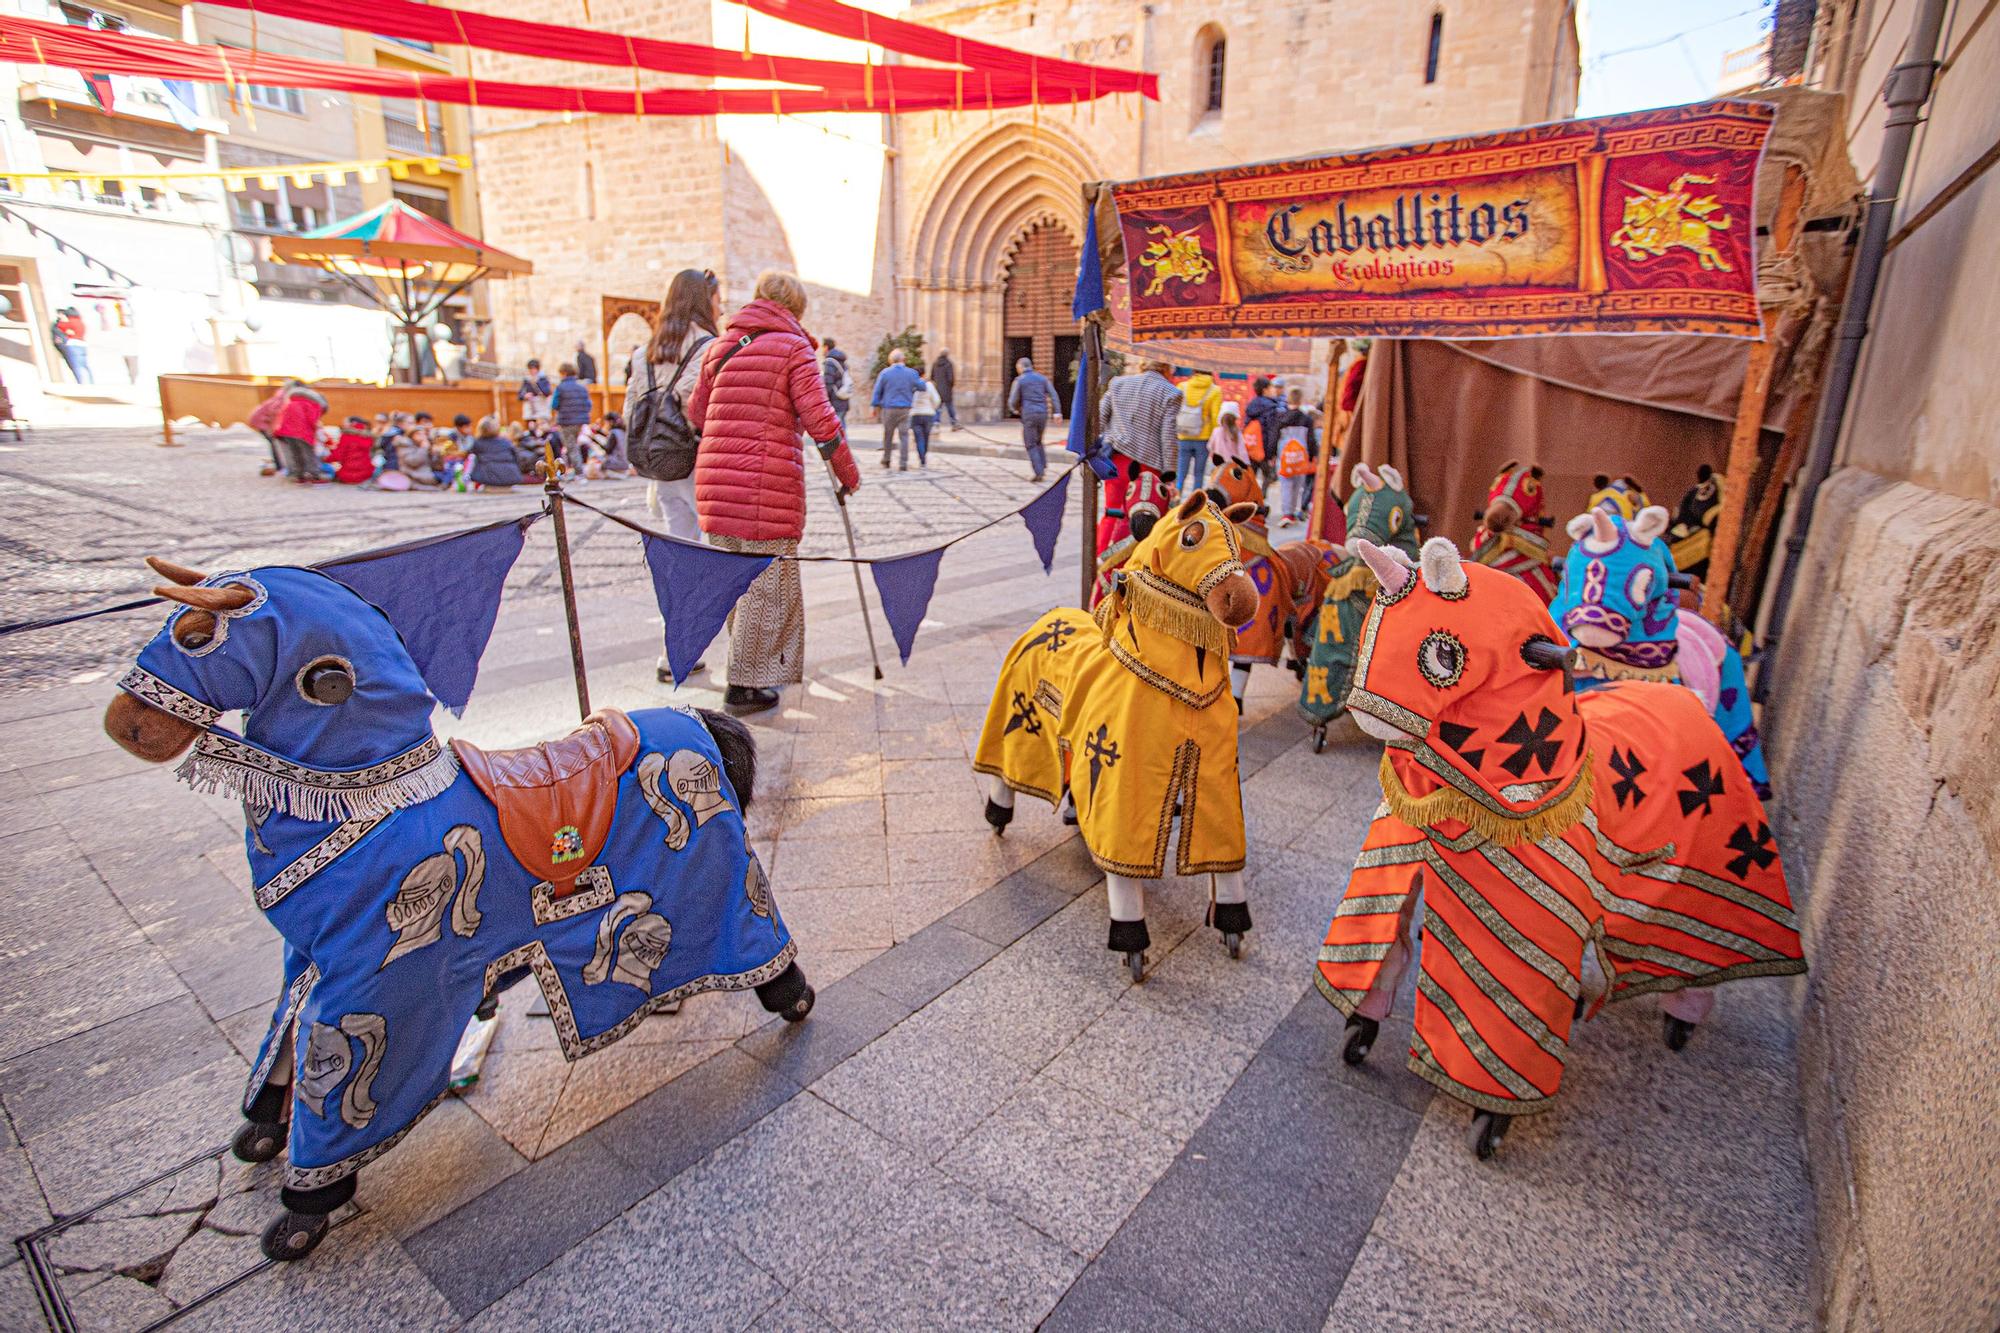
xmin=1297 ymin=464 xmax=1420 ymax=741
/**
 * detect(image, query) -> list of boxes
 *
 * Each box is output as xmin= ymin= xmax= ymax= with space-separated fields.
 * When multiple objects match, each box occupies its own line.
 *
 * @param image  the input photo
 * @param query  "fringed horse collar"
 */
xmin=1094 ymin=566 xmax=1242 ymax=709
xmin=176 ymin=726 xmax=458 ymax=823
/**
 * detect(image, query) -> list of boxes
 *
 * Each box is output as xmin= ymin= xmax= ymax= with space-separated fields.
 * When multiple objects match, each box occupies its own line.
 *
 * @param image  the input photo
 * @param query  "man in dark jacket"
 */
xmin=932 ymin=349 xmax=958 ymax=428
xmin=1243 ymin=377 xmax=1283 ymax=486
xmin=551 ymin=362 xmax=594 ymax=473
xmin=1006 ymin=358 xmax=1057 ymax=481
xmin=574 ymin=339 xmax=598 ymax=384
xmin=821 ymin=340 xmax=852 ymax=432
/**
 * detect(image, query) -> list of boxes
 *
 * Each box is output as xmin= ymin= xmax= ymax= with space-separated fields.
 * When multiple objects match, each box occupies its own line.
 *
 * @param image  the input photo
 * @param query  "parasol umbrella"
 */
xmin=267 ymin=200 xmax=532 ymax=383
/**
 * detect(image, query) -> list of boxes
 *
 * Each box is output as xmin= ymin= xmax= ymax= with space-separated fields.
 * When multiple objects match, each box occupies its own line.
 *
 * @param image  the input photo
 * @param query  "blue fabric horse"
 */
xmin=1549 ymin=507 xmax=1770 ymax=792
xmin=109 ymin=562 xmax=809 ymax=1258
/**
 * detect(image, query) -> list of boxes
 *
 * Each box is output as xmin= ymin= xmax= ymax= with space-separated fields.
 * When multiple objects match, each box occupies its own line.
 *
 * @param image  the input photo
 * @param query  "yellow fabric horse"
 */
xmin=975 ymin=491 xmax=1261 ymax=977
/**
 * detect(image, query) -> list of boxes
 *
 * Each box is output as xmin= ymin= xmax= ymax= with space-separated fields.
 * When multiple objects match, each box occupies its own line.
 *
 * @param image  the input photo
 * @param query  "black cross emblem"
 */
xmin=1024 ymin=619 xmax=1079 ymax=655
xmin=1435 ymin=719 xmax=1485 ymax=770
xmin=1608 ymin=747 xmax=1647 ymax=809
xmin=1496 ymin=708 xmax=1562 ymax=778
xmin=1724 ymin=821 xmax=1776 ymax=878
xmin=1677 ymin=759 xmax=1727 ymax=817
xmin=1084 ymin=724 xmax=1121 ymax=802
xmin=1002 ymin=690 xmax=1042 ymax=737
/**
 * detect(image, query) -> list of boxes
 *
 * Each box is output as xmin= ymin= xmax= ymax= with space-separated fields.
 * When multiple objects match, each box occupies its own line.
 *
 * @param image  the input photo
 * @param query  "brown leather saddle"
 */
xmin=452 ymin=708 xmax=640 ymax=894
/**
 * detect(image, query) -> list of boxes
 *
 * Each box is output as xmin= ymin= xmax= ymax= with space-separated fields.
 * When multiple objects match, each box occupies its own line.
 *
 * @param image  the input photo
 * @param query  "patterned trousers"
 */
xmin=711 ymin=534 xmax=804 ymax=687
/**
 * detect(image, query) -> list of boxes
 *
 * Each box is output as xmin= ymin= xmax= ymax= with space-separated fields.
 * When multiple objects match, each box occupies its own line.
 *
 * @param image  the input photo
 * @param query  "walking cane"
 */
xmin=824 ymin=457 xmax=885 ymax=680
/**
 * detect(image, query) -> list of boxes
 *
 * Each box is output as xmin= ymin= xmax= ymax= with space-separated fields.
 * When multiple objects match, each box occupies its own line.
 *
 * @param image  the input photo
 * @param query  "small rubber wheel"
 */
xmin=1223 ymin=931 xmax=1242 ymax=960
xmin=782 ymin=984 xmax=816 ymax=1024
xmin=1663 ymin=1015 xmax=1694 ymax=1052
xmin=260 ymin=1210 xmax=330 ymax=1262
xmin=1313 ymin=727 xmax=1327 ymax=755
xmin=1467 ymin=1112 xmax=1510 ymax=1162
xmin=655 ymin=665 xmax=672 ymax=684
xmin=231 ymin=1119 xmax=286 ymax=1164
xmin=1127 ymin=951 xmax=1146 ymax=984
xmin=1342 ymin=1017 xmax=1378 ymax=1067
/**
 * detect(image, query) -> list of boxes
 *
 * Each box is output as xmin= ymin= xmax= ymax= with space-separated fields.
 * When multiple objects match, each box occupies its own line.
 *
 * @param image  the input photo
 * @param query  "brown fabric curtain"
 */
xmin=1346 ymin=338 xmax=1784 ymax=549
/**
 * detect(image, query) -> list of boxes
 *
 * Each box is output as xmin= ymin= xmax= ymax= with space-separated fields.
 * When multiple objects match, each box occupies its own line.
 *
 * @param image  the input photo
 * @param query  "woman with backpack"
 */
xmin=628 ymin=268 xmax=721 ymax=540
xmin=1273 ymin=387 xmax=1319 ymax=526
xmin=688 ymin=269 xmax=862 ymax=714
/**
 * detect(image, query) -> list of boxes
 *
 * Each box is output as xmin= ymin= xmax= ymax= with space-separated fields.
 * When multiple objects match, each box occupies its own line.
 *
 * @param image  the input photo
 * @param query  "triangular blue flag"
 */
xmin=869 ymin=548 xmax=945 ymax=665
xmin=642 ymin=534 xmax=772 ymax=686
xmin=1071 ymin=200 xmax=1106 ymax=320
xmin=323 ymin=516 xmax=529 ymax=715
xmin=1019 ymin=471 xmax=1071 ymax=574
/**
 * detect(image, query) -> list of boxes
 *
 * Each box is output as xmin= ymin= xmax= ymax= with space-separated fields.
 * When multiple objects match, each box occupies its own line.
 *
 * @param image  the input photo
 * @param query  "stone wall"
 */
xmin=1765 ymin=471 xmax=2000 ymax=1332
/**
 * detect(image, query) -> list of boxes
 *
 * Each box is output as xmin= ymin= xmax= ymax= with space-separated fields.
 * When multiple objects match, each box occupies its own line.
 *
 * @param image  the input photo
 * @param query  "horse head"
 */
xmin=106 ymin=559 xmax=440 ymax=785
xmin=1204 ymin=460 xmax=1265 ymax=520
xmin=1345 ymin=538 xmax=1583 ymax=796
xmin=1475 ymin=461 xmax=1547 ymax=538
xmin=1550 ymin=506 xmax=1678 ymax=660
xmin=1587 ymin=474 xmax=1651 ymax=522
xmin=1346 ymin=463 xmax=1419 ymax=557
xmin=1128 ymin=490 xmax=1259 ymax=630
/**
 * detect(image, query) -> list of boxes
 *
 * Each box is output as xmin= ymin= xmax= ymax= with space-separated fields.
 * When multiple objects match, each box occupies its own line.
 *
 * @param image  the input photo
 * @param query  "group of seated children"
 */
xmin=250 ymin=380 xmax=630 ymax=492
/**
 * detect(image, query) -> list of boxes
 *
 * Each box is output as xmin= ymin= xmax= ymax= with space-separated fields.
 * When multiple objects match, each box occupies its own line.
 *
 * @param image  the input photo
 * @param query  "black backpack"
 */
xmin=628 ymin=332 xmax=766 ymax=482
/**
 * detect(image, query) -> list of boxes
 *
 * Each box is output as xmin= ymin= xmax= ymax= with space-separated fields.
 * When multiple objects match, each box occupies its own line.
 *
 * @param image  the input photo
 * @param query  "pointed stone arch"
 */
xmin=904 ymin=120 xmax=1106 ymax=414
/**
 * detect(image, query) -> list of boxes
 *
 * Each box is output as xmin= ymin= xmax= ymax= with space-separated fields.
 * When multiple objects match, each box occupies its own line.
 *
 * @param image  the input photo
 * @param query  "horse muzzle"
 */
xmin=1562 ymin=605 xmax=1630 ymax=649
xmin=105 ymin=692 xmax=204 ymax=763
xmin=1206 ymin=569 xmax=1260 ymax=630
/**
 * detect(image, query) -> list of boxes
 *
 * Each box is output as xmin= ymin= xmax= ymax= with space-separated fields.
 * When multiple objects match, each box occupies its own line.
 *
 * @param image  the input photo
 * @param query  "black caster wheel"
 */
xmin=1126 ymin=951 xmax=1146 ymax=984
xmin=983 ymin=797 xmax=1014 ymax=834
xmin=1663 ymin=1015 xmax=1694 ymax=1051
xmin=655 ymin=665 xmax=672 ymax=684
xmin=1222 ymin=931 xmax=1243 ymax=959
xmin=1342 ymin=1016 xmax=1379 ymax=1066
xmin=1467 ymin=1111 xmax=1512 ymax=1161
xmin=260 ymin=1210 xmax=330 ymax=1262
xmin=782 ymin=984 xmax=816 ymax=1023
xmin=231 ymin=1119 xmax=286 ymax=1164
xmin=1312 ymin=726 xmax=1327 ymax=754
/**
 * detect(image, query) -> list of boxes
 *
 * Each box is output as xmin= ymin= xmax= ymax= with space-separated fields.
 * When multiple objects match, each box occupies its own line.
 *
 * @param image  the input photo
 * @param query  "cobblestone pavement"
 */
xmin=0 ymin=425 xmax=1813 ymax=1330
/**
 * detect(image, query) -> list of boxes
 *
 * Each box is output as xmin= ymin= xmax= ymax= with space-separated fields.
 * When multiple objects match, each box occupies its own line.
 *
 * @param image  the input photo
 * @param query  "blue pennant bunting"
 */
xmin=1072 ymin=200 xmax=1106 ymax=320
xmin=642 ymin=535 xmax=773 ymax=686
xmin=1019 ymin=471 xmax=1071 ymax=574
xmin=323 ymin=517 xmax=529 ymax=715
xmin=869 ymin=548 xmax=945 ymax=665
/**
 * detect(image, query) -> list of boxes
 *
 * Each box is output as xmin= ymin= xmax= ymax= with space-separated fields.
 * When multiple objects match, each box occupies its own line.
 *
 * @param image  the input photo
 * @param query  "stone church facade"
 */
xmin=466 ymin=0 xmax=1578 ymax=414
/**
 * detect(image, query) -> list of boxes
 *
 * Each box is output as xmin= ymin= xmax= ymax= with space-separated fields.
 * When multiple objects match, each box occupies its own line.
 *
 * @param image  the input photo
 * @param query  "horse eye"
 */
xmin=171 ymin=611 xmax=217 ymax=651
xmin=1388 ymin=507 xmax=1405 ymax=534
xmin=1180 ymin=520 xmax=1206 ymax=549
xmin=1418 ymin=630 xmax=1466 ymax=688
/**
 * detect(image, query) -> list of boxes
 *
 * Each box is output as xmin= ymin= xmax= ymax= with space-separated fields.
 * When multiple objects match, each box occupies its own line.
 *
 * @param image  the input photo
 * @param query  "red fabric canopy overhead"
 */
xmin=208 ymin=0 xmax=1117 ymax=103
xmin=733 ymin=0 xmax=1157 ymax=98
xmin=0 ymin=14 xmax=1110 ymax=115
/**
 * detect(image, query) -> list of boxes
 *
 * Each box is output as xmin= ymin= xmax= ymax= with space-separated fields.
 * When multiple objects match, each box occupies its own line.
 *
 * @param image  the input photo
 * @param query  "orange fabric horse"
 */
xmin=1316 ymin=537 xmax=1803 ymax=1150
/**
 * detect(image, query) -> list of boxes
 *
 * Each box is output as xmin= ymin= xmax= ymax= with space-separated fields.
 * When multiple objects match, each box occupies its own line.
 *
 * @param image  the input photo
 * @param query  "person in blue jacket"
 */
xmin=871 ymin=348 xmax=923 ymax=471
xmin=551 ymin=362 xmax=594 ymax=474
xmin=1007 ymin=358 xmax=1056 ymax=481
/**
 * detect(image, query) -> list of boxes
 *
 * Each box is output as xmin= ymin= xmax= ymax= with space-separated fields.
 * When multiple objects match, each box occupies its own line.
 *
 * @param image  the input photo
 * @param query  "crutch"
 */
xmin=824 ymin=457 xmax=885 ymax=680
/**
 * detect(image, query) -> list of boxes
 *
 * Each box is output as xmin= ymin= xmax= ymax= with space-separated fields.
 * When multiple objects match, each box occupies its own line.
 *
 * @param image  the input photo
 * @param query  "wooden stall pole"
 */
xmin=1704 ymin=164 xmax=1805 ymax=629
xmin=541 ymin=439 xmax=592 ymax=720
xmin=1310 ymin=339 xmax=1346 ymax=540
xmin=157 ymin=375 xmax=177 ymax=448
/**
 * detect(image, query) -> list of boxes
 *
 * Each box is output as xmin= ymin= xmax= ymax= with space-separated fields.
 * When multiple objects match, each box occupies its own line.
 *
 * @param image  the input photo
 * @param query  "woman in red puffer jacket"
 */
xmin=687 ymin=270 xmax=862 ymax=713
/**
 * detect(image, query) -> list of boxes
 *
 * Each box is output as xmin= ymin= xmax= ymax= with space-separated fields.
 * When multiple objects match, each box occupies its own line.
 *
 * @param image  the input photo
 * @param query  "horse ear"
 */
xmin=1418 ymin=537 xmax=1467 ymax=596
xmin=1173 ymin=490 xmax=1206 ymax=521
xmin=1630 ymin=505 xmax=1670 ymax=546
xmin=146 ymin=557 xmax=205 ymax=587
xmin=154 ymin=582 xmax=256 ymax=612
xmin=1565 ymin=513 xmax=1596 ymax=542
xmin=1379 ymin=464 xmax=1404 ymax=491
xmin=1354 ymin=539 xmax=1413 ymax=598
xmin=1352 ymin=463 xmax=1381 ymax=492
xmin=1222 ymin=501 xmax=1258 ymax=525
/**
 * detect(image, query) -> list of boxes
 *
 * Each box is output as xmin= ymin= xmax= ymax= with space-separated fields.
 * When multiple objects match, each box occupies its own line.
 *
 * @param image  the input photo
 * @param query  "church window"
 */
xmin=1425 ymin=12 xmax=1444 ymax=84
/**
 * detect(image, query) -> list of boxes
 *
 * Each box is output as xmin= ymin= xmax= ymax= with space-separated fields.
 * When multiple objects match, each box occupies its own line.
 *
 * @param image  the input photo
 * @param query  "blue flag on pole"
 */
xmin=642 ymin=535 xmax=773 ymax=686
xmin=1072 ymin=201 xmax=1105 ymax=320
xmin=323 ymin=516 xmax=529 ymax=715
xmin=1019 ymin=471 xmax=1071 ymax=574
xmin=869 ymin=548 xmax=945 ymax=665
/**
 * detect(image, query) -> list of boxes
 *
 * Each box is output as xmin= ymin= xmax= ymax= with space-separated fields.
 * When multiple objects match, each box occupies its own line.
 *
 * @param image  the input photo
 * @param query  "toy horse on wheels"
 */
xmin=975 ymin=492 xmax=1262 ymax=979
xmin=1468 ymin=462 xmax=1559 ymax=604
xmin=1314 ymin=538 xmax=1803 ymax=1158
xmin=105 ymin=559 xmax=812 ymax=1260
xmin=1297 ymin=463 xmax=1419 ymax=751
xmin=1200 ymin=460 xmax=1342 ymax=716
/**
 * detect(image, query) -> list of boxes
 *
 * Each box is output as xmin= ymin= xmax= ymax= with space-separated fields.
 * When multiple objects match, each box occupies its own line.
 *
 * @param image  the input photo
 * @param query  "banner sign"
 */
xmin=1110 ymin=100 xmax=1774 ymax=341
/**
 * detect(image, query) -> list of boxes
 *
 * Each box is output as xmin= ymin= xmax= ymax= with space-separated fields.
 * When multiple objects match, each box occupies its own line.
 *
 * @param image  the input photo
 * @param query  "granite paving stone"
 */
xmin=737 ymin=979 xmax=910 ymax=1088
xmin=23 ymin=1055 xmax=246 ymax=1213
xmin=590 ymin=1047 xmax=802 ymax=1188
xmin=1322 ymin=1233 xmax=1570 ymax=1333
xmin=742 ymin=1294 xmax=840 ymax=1332
xmin=539 ymin=1037 xmax=735 ymax=1149
xmin=0 ymin=996 xmax=236 ymax=1141
xmin=938 ymin=1073 xmax=1181 ymax=1255
xmin=809 ymin=1008 xmax=1036 ymax=1162
xmin=916 ymin=946 xmax=1127 ymax=1068
xmin=843 ymin=921 xmax=1001 ymax=1011
xmin=175 ymin=1217 xmax=456 ymax=1332
xmin=764 ymin=834 xmax=888 ymax=892
xmin=788 ymin=1168 xmax=1084 ymax=1333
xmin=404 ymin=1134 xmax=658 ymax=1318
xmin=1042 ymin=995 xmax=1256 ymax=1139
xmin=0 ymin=1144 xmax=54 ymax=1241
xmin=1037 ymin=1265 xmax=1204 ymax=1333
xmin=1259 ymin=989 xmax=1433 ymax=1116
xmin=885 ymin=874 xmax=989 ymax=943
xmin=766 ymin=884 xmax=894 ymax=953
xmin=351 ymin=1100 xmax=528 ymax=1241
